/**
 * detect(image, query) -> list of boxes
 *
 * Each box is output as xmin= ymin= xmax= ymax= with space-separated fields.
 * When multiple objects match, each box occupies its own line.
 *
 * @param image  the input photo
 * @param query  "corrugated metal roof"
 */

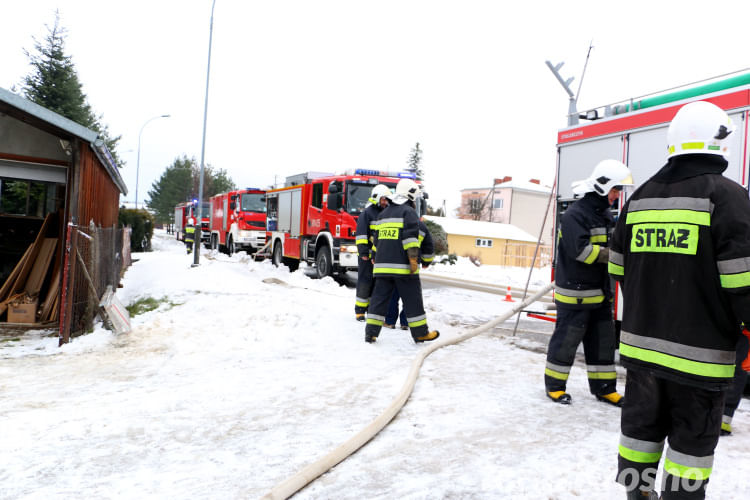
xmin=0 ymin=86 xmax=127 ymax=194
xmin=425 ymin=215 xmax=538 ymax=242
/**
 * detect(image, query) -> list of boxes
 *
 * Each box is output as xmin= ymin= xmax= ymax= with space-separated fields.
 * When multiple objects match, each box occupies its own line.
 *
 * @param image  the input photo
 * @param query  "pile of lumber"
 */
xmin=0 ymin=213 xmax=60 ymax=325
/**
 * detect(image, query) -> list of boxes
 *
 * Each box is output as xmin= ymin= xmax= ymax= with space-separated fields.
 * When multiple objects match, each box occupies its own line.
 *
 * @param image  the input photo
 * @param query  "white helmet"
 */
xmin=187 ymin=217 xmax=195 ymax=225
xmin=572 ymin=159 xmax=634 ymax=197
xmin=393 ymin=178 xmax=421 ymax=204
xmin=667 ymin=101 xmax=735 ymax=159
xmin=368 ymin=184 xmax=391 ymax=205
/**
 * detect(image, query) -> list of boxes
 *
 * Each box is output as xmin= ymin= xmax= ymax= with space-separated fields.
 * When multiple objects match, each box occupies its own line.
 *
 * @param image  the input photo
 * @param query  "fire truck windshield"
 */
xmin=345 ymin=181 xmax=397 ymax=215
xmin=240 ymin=193 xmax=266 ymax=213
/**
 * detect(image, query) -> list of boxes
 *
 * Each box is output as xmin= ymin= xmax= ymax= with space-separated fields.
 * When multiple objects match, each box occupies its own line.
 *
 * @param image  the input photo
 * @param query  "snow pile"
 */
xmin=0 ymin=230 xmax=746 ymax=499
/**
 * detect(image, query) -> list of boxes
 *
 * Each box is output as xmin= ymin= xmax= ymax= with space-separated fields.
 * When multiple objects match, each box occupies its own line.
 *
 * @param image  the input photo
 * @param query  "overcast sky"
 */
xmin=4 ymin=1 xmax=750 ymax=213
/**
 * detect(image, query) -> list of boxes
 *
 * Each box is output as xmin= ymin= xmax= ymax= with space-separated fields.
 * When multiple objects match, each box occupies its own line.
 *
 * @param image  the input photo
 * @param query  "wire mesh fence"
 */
xmin=63 ymin=223 xmax=131 ymax=342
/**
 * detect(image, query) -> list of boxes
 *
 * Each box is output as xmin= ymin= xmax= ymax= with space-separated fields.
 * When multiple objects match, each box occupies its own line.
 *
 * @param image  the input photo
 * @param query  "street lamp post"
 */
xmin=135 ymin=114 xmax=170 ymax=209
xmin=193 ymin=0 xmax=217 ymax=267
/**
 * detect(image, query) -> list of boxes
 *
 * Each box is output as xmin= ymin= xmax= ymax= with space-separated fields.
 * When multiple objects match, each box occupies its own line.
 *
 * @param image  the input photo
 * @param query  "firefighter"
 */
xmin=364 ymin=178 xmax=439 ymax=344
xmin=354 ymin=184 xmax=392 ymax=321
xmin=544 ymin=159 xmax=633 ymax=407
xmin=184 ymin=217 xmax=196 ymax=254
xmin=384 ymin=199 xmax=435 ymax=329
xmin=610 ymin=101 xmax=750 ymax=500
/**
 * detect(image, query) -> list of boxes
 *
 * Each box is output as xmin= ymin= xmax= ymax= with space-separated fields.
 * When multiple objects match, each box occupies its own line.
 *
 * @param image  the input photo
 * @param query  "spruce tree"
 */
xmin=20 ymin=11 xmax=122 ymax=165
xmin=146 ymin=155 xmax=237 ymax=224
xmin=406 ymin=142 xmax=424 ymax=180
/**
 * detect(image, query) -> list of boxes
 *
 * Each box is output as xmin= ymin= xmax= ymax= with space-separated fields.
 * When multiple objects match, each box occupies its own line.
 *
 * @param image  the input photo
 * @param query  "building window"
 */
xmin=493 ymin=199 xmax=503 ymax=209
xmin=475 ymin=238 xmax=493 ymax=248
xmin=469 ymin=198 xmax=483 ymax=215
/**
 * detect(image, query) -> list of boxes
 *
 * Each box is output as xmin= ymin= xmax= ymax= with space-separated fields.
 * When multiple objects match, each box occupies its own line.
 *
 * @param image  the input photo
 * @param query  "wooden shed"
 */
xmin=0 ymin=86 xmax=129 ymax=343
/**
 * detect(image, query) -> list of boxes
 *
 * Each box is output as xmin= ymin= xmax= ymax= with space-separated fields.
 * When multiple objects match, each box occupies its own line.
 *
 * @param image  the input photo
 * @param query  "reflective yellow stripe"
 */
xmin=619 ymin=445 xmax=662 ymax=464
xmin=720 ymin=271 xmax=750 ymax=289
xmin=356 ymin=238 xmax=368 ymax=245
xmin=408 ymin=318 xmax=427 ymax=327
xmin=378 ymin=221 xmax=404 ymax=228
xmin=355 ymin=300 xmax=369 ymax=307
xmin=544 ymin=368 xmax=569 ymax=380
xmin=583 ymin=244 xmax=600 ymax=264
xmin=608 ymin=262 xmax=624 ymax=276
xmin=587 ymin=371 xmax=617 ymax=380
xmin=590 ymin=235 xmax=607 ymax=243
xmin=374 ymin=268 xmax=413 ymax=275
xmin=403 ymin=241 xmax=420 ymax=250
xmin=664 ymin=459 xmax=712 ymax=481
xmin=619 ymin=343 xmax=735 ymax=378
xmin=554 ymin=292 xmax=605 ymax=305
xmin=626 ymin=210 xmax=710 ymax=226
xmin=366 ymin=318 xmax=384 ymax=326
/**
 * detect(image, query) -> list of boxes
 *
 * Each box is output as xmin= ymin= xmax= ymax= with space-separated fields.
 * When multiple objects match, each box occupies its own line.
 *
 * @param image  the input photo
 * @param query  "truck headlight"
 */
xmin=340 ymin=245 xmax=358 ymax=253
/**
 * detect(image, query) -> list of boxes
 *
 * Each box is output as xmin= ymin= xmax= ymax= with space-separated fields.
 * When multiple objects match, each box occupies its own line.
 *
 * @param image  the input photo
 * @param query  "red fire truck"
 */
xmin=174 ymin=200 xmax=210 ymax=245
xmin=553 ymin=70 xmax=750 ymax=322
xmin=264 ymin=169 xmax=418 ymax=278
xmin=208 ymin=188 xmax=267 ymax=254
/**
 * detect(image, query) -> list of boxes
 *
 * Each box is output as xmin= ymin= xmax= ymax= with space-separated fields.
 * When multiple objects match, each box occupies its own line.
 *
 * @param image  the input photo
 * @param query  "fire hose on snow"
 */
xmin=261 ymin=280 xmax=555 ymax=500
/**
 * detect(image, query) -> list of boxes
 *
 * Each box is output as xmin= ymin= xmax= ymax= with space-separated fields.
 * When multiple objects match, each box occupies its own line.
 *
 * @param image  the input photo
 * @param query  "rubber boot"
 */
xmin=414 ymin=330 xmax=440 ymax=343
xmin=596 ymin=391 xmax=624 ymax=407
xmin=547 ymin=390 xmax=572 ymax=404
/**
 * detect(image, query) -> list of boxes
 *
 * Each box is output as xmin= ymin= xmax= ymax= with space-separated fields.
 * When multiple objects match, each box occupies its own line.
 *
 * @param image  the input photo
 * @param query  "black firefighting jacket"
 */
xmin=370 ymin=202 xmax=421 ymax=277
xmin=355 ymin=203 xmax=382 ymax=259
xmin=609 ymin=154 xmax=750 ymax=389
xmin=554 ymin=192 xmax=614 ymax=309
xmin=418 ymin=220 xmax=435 ymax=265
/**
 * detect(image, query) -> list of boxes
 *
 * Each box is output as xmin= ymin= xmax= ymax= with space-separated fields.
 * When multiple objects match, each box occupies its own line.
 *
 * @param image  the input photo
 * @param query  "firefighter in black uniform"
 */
xmin=610 ymin=101 xmax=750 ymax=500
xmin=384 ymin=199 xmax=436 ymax=329
xmin=545 ymin=159 xmax=633 ymax=407
xmin=354 ymin=184 xmax=392 ymax=321
xmin=185 ymin=217 xmax=196 ymax=254
xmin=364 ymin=178 xmax=439 ymax=344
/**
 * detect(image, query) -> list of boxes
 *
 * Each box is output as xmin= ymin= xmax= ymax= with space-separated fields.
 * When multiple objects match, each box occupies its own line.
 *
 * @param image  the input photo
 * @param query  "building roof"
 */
xmin=0 ymin=86 xmax=127 ymax=194
xmin=462 ymin=179 xmax=551 ymax=195
xmin=425 ymin=215 xmax=538 ymax=243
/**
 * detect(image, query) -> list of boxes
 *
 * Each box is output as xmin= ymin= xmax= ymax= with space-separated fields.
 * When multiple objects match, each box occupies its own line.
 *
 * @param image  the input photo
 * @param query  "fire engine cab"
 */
xmin=264 ymin=169 xmax=418 ymax=278
xmin=554 ymin=71 xmax=750 ymax=321
xmin=208 ymin=188 xmax=267 ymax=254
xmin=174 ymin=200 xmax=210 ymax=244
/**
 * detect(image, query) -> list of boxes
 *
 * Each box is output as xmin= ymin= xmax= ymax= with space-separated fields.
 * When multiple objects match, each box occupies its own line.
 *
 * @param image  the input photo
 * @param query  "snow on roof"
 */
xmin=425 ymin=215 xmax=538 ymax=243
xmin=462 ymin=180 xmax=551 ymax=195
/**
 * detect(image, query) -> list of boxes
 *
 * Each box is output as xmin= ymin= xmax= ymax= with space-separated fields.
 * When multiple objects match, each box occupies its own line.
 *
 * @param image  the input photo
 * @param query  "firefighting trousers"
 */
xmin=617 ymin=369 xmax=725 ymax=499
xmin=723 ymin=334 xmax=749 ymax=431
xmin=365 ymin=276 xmax=428 ymax=341
xmin=354 ymin=256 xmax=374 ymax=315
xmin=544 ymin=304 xmax=617 ymax=395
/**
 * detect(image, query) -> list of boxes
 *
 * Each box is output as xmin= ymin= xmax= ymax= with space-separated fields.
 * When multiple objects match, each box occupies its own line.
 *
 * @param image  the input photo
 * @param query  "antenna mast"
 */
xmin=546 ymin=41 xmax=595 ymax=126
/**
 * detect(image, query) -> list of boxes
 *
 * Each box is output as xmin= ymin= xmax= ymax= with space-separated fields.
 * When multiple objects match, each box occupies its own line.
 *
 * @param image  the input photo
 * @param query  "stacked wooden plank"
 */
xmin=0 ymin=213 xmax=60 ymax=325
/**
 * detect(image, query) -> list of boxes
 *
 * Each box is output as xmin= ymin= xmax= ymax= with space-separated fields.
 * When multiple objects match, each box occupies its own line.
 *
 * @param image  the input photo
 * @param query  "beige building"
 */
xmin=458 ymin=177 xmax=553 ymax=244
xmin=425 ymin=215 xmax=551 ymax=268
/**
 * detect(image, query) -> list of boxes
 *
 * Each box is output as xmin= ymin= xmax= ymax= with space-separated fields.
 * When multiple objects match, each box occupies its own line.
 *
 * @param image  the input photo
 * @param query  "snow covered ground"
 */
xmin=1 ymin=230 xmax=747 ymax=499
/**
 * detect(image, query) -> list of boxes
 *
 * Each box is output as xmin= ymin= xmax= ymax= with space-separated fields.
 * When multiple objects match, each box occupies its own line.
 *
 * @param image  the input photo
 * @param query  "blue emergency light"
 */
xmin=352 ymin=168 xmax=417 ymax=179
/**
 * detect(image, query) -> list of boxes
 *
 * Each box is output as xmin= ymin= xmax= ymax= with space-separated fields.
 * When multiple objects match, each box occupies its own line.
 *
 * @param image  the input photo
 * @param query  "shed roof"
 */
xmin=0 ymin=86 xmax=127 ymax=194
xmin=425 ymin=215 xmax=538 ymax=243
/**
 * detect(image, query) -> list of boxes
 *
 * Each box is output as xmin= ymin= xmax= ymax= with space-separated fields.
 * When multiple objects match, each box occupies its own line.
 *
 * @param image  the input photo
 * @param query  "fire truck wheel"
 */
xmin=210 ymin=235 xmax=218 ymax=251
xmin=228 ymin=236 xmax=236 ymax=255
xmin=272 ymin=242 xmax=283 ymax=267
xmin=315 ymin=247 xmax=332 ymax=279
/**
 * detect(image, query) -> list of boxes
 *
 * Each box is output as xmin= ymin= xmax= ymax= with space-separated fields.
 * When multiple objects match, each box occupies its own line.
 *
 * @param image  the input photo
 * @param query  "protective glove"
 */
xmin=407 ymin=248 xmax=419 ymax=274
